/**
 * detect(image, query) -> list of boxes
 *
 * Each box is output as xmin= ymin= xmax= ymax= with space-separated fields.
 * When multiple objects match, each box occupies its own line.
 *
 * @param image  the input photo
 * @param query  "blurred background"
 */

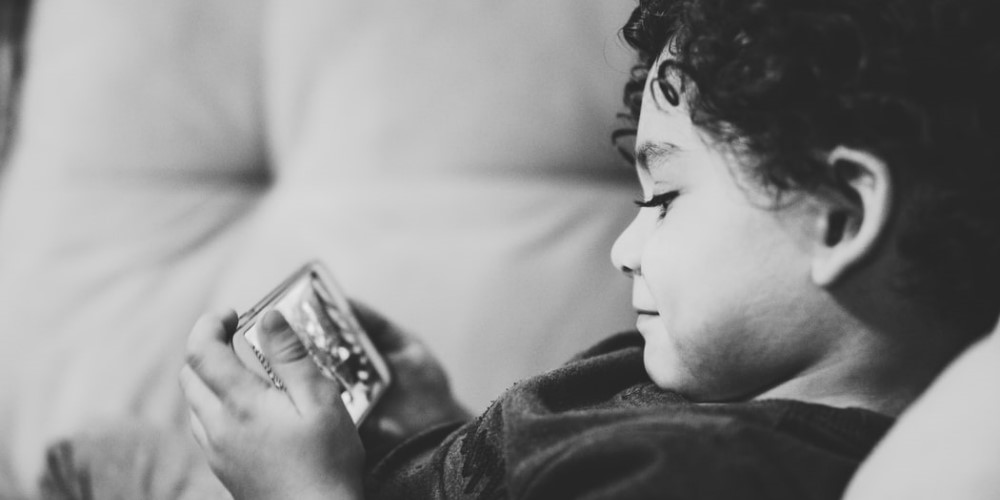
xmin=0 ymin=0 xmax=640 ymax=496
xmin=0 ymin=0 xmax=28 ymax=165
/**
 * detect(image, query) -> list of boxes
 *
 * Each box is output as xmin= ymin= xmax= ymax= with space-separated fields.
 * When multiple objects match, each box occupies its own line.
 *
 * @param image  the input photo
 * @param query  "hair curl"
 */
xmin=618 ymin=0 xmax=1000 ymax=337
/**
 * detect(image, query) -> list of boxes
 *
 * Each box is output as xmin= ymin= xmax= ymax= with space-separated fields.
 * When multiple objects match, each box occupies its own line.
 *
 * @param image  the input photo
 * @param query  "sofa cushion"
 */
xmin=0 ymin=0 xmax=637 ymax=496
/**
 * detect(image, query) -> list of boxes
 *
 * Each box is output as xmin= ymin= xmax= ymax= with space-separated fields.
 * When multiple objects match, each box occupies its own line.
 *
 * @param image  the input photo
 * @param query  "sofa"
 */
xmin=0 ymin=0 xmax=638 ymax=496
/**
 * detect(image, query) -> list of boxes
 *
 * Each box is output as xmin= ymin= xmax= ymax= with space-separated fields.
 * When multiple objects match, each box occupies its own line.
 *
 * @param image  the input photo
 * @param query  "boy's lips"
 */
xmin=635 ymin=311 xmax=660 ymax=335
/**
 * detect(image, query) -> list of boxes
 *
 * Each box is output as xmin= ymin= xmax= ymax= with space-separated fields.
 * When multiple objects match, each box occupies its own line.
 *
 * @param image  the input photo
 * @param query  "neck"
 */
xmin=755 ymin=313 xmax=968 ymax=417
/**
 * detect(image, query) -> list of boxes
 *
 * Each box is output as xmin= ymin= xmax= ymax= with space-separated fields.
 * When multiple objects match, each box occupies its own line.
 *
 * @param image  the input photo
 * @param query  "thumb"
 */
xmin=258 ymin=310 xmax=341 ymax=414
xmin=258 ymin=310 xmax=309 ymax=364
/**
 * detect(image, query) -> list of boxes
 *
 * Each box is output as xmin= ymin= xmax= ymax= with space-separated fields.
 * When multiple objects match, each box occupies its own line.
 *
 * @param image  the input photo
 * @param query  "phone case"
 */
xmin=231 ymin=261 xmax=391 ymax=425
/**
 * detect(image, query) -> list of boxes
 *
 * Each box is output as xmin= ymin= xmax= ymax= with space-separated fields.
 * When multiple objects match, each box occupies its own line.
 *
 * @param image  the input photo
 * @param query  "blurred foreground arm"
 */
xmin=844 ymin=324 xmax=1000 ymax=500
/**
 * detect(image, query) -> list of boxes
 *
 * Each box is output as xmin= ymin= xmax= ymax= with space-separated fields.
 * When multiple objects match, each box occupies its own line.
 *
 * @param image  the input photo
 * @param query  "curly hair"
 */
xmin=617 ymin=0 xmax=1000 ymax=337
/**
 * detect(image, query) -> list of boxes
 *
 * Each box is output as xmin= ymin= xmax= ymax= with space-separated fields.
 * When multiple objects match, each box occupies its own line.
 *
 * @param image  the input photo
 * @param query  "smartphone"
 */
xmin=231 ymin=261 xmax=391 ymax=425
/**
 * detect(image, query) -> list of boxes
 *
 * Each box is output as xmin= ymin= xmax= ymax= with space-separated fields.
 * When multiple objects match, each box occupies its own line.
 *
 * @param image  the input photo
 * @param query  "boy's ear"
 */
xmin=810 ymin=146 xmax=894 ymax=287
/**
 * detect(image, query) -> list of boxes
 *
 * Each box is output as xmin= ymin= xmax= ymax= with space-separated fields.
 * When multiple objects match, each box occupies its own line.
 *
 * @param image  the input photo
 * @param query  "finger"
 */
xmin=258 ymin=310 xmax=341 ymax=414
xmin=218 ymin=308 xmax=239 ymax=334
xmin=179 ymin=364 xmax=223 ymax=423
xmin=349 ymin=300 xmax=409 ymax=352
xmin=188 ymin=409 xmax=209 ymax=452
xmin=186 ymin=311 xmax=268 ymax=403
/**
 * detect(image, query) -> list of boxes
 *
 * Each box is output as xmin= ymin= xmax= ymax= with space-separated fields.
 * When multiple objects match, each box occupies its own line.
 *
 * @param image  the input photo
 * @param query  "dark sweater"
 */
xmin=365 ymin=332 xmax=894 ymax=500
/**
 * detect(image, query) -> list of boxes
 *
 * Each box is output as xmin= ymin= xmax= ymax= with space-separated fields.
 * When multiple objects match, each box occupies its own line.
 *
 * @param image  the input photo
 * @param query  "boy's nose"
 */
xmin=611 ymin=216 xmax=644 ymax=277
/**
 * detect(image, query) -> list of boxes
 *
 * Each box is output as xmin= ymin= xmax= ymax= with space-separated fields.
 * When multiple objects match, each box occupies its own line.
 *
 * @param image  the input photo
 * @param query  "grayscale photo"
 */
xmin=0 ymin=1 xmax=997 ymax=499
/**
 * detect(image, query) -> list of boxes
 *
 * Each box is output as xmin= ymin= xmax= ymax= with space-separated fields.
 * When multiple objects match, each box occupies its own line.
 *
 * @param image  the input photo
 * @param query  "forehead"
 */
xmin=635 ymin=54 xmax=699 ymax=156
xmin=634 ymin=52 xmax=758 ymax=183
xmin=642 ymin=47 xmax=692 ymax=114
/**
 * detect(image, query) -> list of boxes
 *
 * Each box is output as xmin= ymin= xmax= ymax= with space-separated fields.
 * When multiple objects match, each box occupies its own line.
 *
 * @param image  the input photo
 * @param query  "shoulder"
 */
xmin=511 ymin=403 xmax=885 ymax=500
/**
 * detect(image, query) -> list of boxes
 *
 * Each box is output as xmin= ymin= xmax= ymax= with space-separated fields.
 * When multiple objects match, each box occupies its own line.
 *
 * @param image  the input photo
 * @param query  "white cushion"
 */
xmin=0 ymin=0 xmax=637 ymax=495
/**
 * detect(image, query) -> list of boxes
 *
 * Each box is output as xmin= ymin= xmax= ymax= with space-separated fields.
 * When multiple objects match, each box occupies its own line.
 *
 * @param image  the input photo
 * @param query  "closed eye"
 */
xmin=634 ymin=191 xmax=680 ymax=219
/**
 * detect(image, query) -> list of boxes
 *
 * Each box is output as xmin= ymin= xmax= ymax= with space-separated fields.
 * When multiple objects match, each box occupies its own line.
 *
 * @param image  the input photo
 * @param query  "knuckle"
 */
xmin=267 ymin=337 xmax=309 ymax=363
xmin=223 ymin=397 xmax=254 ymax=423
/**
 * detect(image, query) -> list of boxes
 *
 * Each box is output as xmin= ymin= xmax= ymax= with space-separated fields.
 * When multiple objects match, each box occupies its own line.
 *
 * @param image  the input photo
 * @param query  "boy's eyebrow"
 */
xmin=635 ymin=141 xmax=682 ymax=173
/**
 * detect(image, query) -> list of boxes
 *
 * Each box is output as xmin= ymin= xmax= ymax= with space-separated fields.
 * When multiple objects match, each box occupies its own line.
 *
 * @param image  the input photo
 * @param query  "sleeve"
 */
xmin=364 ymin=422 xmax=469 ymax=500
xmin=365 ymin=398 xmax=509 ymax=500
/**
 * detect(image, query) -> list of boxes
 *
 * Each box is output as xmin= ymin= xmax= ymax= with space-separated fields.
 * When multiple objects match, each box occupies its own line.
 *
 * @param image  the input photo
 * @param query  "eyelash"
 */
xmin=634 ymin=191 xmax=680 ymax=219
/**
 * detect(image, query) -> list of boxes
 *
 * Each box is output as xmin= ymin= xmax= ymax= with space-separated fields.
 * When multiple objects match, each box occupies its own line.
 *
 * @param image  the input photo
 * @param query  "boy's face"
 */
xmin=611 ymin=56 xmax=833 ymax=401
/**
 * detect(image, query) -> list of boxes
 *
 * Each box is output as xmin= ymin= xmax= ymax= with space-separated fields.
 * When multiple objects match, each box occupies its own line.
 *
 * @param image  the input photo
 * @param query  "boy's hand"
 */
xmin=179 ymin=310 xmax=364 ymax=500
xmin=352 ymin=303 xmax=472 ymax=460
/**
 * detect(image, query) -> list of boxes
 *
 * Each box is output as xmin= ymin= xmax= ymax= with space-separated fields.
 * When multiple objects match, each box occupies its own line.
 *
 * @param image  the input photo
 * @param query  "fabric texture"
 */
xmin=367 ymin=332 xmax=895 ymax=500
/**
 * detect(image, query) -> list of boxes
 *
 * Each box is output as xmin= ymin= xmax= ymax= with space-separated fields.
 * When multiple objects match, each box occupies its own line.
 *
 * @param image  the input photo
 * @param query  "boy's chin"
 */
xmin=643 ymin=352 xmax=754 ymax=403
xmin=643 ymin=347 xmax=699 ymax=397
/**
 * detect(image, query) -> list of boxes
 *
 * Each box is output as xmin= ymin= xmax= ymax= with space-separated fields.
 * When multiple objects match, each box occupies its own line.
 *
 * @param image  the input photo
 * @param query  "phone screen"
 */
xmin=231 ymin=262 xmax=391 ymax=424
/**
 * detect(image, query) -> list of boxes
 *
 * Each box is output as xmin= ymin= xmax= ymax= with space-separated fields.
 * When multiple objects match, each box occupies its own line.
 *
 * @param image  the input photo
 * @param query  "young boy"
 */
xmin=180 ymin=0 xmax=1000 ymax=498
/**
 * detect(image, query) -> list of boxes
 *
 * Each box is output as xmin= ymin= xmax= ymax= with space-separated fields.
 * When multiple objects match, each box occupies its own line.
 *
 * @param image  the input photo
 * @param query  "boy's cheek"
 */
xmin=643 ymin=315 xmax=775 ymax=401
